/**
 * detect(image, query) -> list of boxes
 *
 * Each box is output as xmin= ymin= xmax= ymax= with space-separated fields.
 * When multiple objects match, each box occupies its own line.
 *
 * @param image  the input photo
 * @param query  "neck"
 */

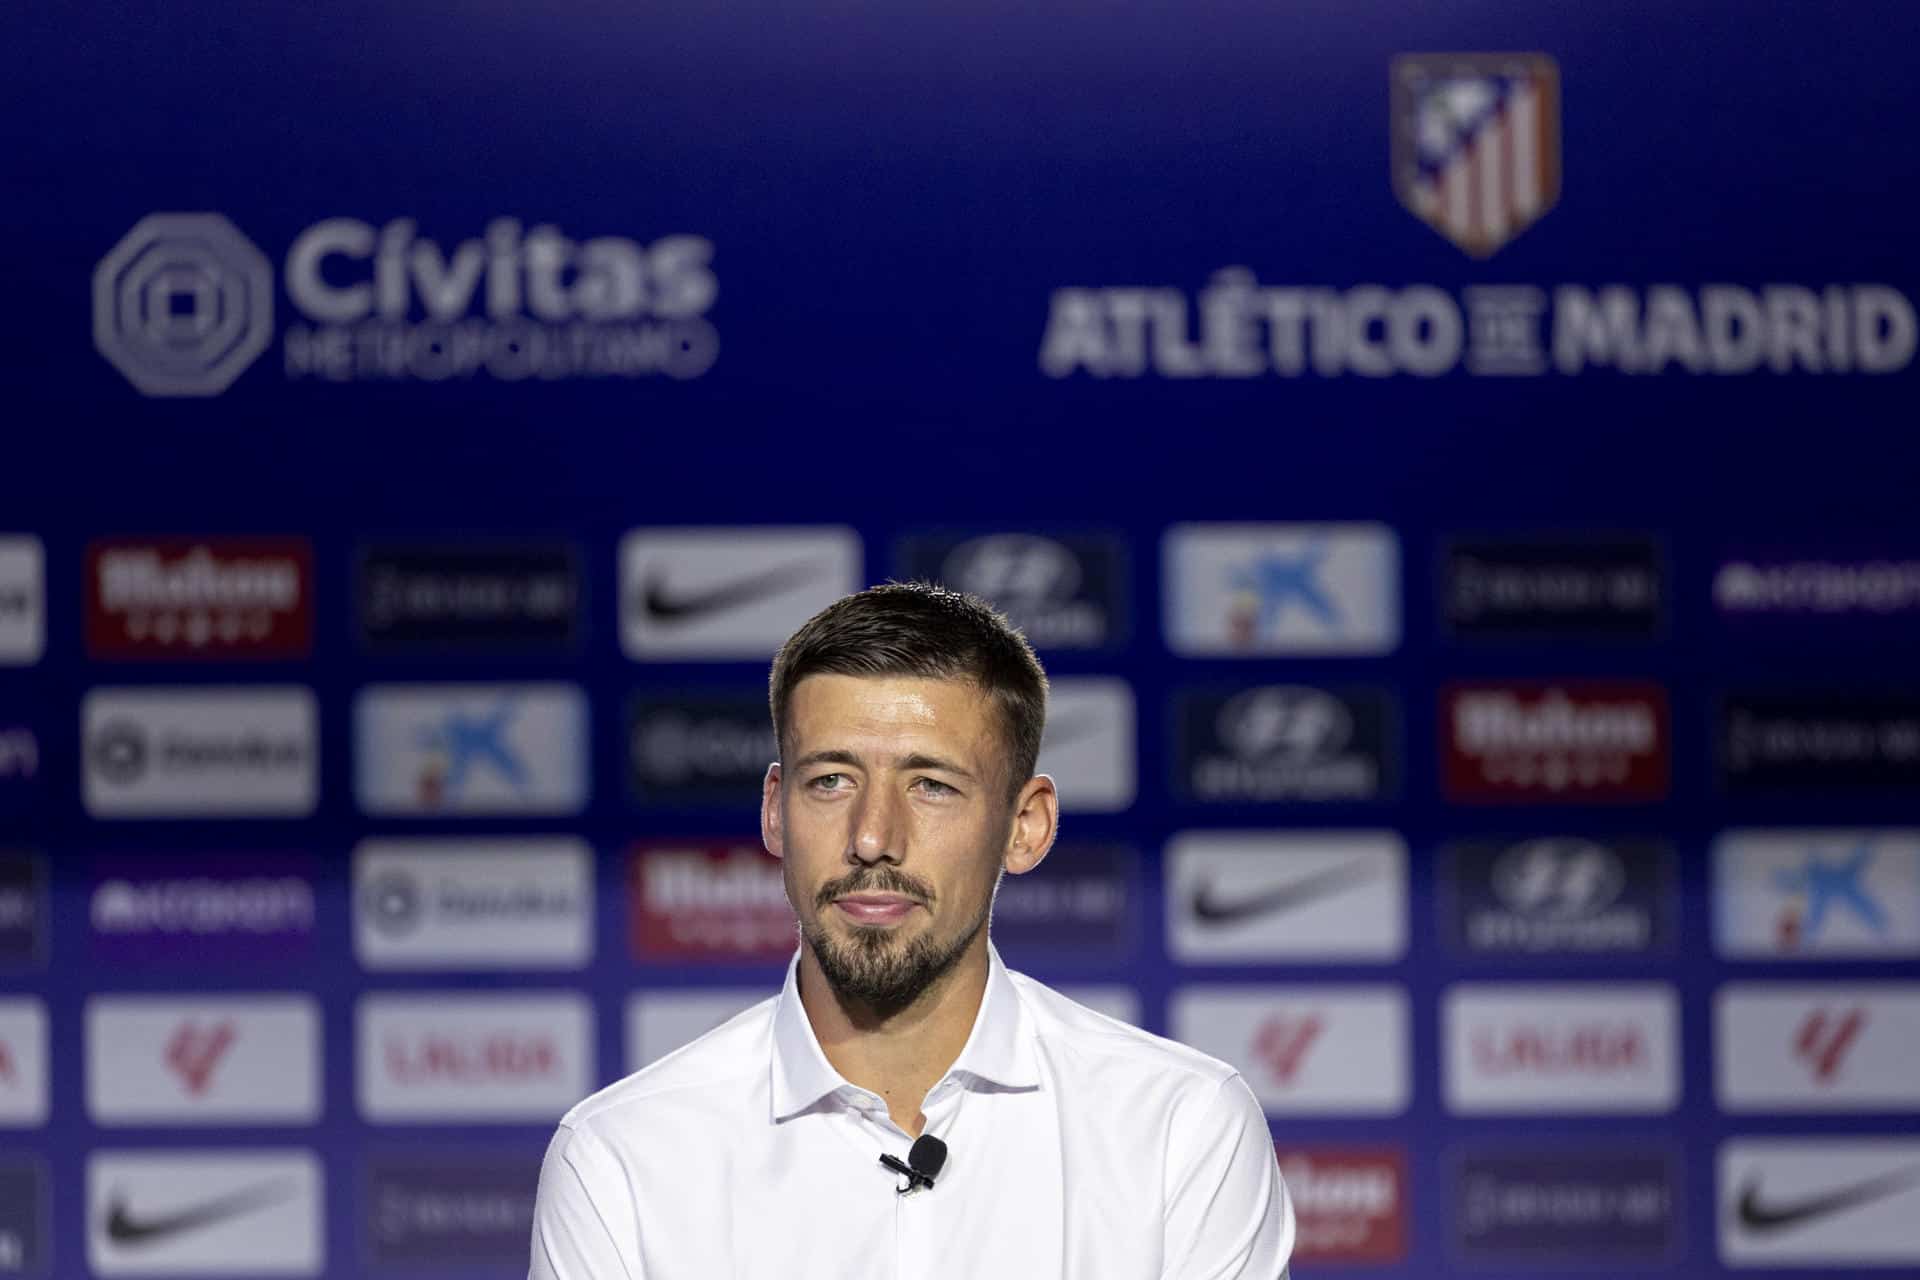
xmin=797 ymin=937 xmax=991 ymax=1136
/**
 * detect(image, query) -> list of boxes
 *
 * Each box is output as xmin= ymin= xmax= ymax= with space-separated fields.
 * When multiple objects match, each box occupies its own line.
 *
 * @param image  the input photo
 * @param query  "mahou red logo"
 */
xmin=87 ymin=537 xmax=313 ymax=658
xmin=1277 ymin=1146 xmax=1408 ymax=1264
xmin=1443 ymin=680 xmax=1669 ymax=802
xmin=629 ymin=841 xmax=795 ymax=961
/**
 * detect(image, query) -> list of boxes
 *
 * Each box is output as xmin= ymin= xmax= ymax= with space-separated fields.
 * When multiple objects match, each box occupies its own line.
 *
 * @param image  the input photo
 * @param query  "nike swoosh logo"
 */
xmin=1190 ymin=860 xmax=1379 ymax=925
xmin=1736 ymin=1165 xmax=1920 ymax=1234
xmin=640 ymin=561 xmax=828 ymax=623
xmin=104 ymin=1180 xmax=296 ymax=1246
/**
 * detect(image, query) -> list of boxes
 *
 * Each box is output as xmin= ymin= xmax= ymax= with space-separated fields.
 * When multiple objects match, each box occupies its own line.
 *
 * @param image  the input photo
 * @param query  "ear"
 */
xmin=761 ymin=762 xmax=785 ymax=860
xmin=1002 ymin=773 xmax=1059 ymax=876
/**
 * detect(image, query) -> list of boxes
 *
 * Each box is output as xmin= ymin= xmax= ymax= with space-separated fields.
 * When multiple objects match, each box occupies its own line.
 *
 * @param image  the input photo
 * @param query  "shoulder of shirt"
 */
xmin=1007 ymin=968 xmax=1240 ymax=1093
xmin=557 ymin=994 xmax=777 ymax=1133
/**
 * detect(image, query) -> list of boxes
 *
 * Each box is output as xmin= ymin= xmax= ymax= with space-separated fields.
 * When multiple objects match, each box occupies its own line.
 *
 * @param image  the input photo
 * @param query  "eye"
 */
xmin=807 ymin=772 xmax=850 ymax=792
xmin=912 ymin=777 xmax=958 ymax=797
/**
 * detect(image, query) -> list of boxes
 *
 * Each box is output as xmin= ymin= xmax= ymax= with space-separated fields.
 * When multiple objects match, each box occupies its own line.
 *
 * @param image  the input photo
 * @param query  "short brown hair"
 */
xmin=769 ymin=582 xmax=1049 ymax=801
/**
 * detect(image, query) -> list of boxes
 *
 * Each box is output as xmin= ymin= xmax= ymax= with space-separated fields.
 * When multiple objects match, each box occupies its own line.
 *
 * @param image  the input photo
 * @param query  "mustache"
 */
xmin=814 ymin=866 xmax=935 ymax=911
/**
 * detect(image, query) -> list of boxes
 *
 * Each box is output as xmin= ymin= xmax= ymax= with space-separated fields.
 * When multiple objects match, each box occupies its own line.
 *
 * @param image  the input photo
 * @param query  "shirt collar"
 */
xmin=770 ymin=943 xmax=1040 ymax=1122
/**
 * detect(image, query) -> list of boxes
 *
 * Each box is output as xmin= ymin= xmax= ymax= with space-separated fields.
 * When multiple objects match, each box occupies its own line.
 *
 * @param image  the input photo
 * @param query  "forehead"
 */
xmin=783 ymin=674 xmax=999 ymax=750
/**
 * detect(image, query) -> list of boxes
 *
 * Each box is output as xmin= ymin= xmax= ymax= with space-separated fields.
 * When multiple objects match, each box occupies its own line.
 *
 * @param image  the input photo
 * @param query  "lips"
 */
xmin=834 ymin=894 xmax=919 ymax=925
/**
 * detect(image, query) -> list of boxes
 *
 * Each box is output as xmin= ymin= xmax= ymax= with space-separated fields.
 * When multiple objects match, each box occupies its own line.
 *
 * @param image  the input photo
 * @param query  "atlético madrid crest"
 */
xmin=1391 ymin=53 xmax=1561 ymax=258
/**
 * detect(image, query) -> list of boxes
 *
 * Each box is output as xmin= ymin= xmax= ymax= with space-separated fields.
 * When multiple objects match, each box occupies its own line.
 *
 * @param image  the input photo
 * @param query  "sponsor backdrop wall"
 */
xmin=5 ymin=2 xmax=1920 ymax=1276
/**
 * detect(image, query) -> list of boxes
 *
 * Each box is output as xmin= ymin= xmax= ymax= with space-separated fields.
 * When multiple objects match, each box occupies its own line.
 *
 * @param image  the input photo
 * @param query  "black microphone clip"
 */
xmin=880 ymin=1152 xmax=933 ymax=1193
xmin=879 ymin=1134 xmax=948 ymax=1194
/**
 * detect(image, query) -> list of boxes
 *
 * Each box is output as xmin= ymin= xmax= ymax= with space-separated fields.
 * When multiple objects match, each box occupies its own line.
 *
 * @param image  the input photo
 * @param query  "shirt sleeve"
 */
xmin=1161 ymin=1073 xmax=1295 ymax=1280
xmin=529 ymin=1124 xmax=638 ymax=1280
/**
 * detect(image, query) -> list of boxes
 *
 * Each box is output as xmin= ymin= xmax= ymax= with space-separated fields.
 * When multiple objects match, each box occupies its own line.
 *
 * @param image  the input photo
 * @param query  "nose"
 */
xmin=847 ymin=784 xmax=903 ymax=866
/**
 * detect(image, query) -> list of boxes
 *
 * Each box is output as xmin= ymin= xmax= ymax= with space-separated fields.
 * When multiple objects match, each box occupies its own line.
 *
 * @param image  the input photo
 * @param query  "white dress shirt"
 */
xmin=530 ymin=946 xmax=1293 ymax=1278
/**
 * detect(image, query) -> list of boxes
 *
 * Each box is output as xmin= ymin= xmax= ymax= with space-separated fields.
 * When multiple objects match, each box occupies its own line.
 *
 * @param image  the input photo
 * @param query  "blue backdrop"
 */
xmin=5 ymin=2 xmax=1919 ymax=1276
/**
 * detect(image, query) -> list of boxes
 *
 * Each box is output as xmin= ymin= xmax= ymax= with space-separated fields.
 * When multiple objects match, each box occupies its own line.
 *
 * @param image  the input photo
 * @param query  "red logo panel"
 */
xmin=1442 ymin=680 xmax=1669 ymax=802
xmin=87 ymin=537 xmax=313 ymax=659
xmin=1277 ymin=1146 xmax=1408 ymax=1264
xmin=629 ymin=841 xmax=796 ymax=961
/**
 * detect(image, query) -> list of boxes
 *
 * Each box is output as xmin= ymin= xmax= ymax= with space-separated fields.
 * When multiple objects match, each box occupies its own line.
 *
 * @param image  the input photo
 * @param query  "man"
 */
xmin=530 ymin=583 xmax=1293 ymax=1278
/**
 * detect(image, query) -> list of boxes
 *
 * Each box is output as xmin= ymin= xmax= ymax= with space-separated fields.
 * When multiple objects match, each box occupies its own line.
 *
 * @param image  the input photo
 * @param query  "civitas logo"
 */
xmin=1444 ymin=682 xmax=1669 ymax=801
xmin=94 ymin=213 xmax=717 ymax=396
xmin=87 ymin=539 xmax=312 ymax=658
xmin=281 ymin=218 xmax=716 ymax=382
xmin=1715 ymin=558 xmax=1920 ymax=617
xmin=92 ymin=214 xmax=275 ymax=396
xmin=630 ymin=843 xmax=795 ymax=960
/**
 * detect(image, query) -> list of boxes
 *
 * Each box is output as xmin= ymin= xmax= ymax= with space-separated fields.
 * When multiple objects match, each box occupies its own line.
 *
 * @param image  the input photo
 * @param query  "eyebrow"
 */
xmin=791 ymin=749 xmax=978 ymax=782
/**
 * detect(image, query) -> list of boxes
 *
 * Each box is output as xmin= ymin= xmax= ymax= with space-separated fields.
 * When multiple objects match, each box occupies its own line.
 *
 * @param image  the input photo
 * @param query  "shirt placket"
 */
xmin=893 ymin=1076 xmax=965 ymax=1280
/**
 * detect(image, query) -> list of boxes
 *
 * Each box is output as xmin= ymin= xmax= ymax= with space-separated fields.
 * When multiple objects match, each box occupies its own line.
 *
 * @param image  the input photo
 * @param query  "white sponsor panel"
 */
xmin=1444 ymin=983 xmax=1680 ymax=1114
xmin=1171 ymin=986 xmax=1409 ymax=1114
xmin=1719 ymin=1139 xmax=1920 ymax=1266
xmin=1714 ymin=829 xmax=1920 ymax=958
xmin=1034 ymin=677 xmax=1135 ymax=813
xmin=620 ymin=526 xmax=861 ymax=660
xmin=1166 ymin=831 xmax=1407 ymax=962
xmin=88 ymin=1148 xmax=322 ymax=1275
xmin=354 ymin=683 xmax=588 ymax=816
xmin=85 ymin=995 xmax=320 ymax=1125
xmin=82 ymin=687 xmax=318 ymax=817
xmin=1715 ymin=983 xmax=1920 ymax=1112
xmin=354 ymin=838 xmax=592 ymax=971
xmin=626 ymin=989 xmax=768 ymax=1072
xmin=1057 ymin=986 xmax=1143 ymax=1028
xmin=0 ymin=537 xmax=45 ymax=665
xmin=357 ymin=992 xmax=592 ymax=1123
xmin=0 ymin=998 xmax=48 ymax=1126
xmin=1163 ymin=523 xmax=1400 ymax=656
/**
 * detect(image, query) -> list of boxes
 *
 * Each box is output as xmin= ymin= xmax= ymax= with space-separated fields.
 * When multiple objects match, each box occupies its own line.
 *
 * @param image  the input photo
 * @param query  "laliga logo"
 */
xmin=93 ymin=214 xmax=274 ymax=397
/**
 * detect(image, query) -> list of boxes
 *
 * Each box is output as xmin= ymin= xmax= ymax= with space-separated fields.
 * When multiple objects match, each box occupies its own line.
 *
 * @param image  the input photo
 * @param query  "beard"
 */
xmin=798 ymin=864 xmax=997 ymax=1018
